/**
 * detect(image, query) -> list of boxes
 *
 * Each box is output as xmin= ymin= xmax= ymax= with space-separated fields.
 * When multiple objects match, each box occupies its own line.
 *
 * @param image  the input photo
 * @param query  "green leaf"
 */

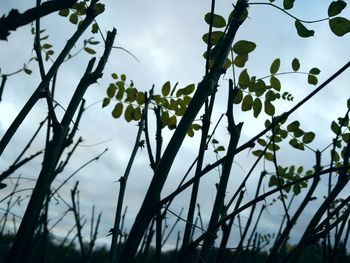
xmin=268 ymin=175 xmax=278 ymax=187
xmin=107 ymin=83 xmax=116 ymax=98
xmin=270 ymin=58 xmax=280 ymax=74
xmin=84 ymin=47 xmax=96 ymax=55
xmin=102 ymin=98 xmax=110 ymax=108
xmin=121 ymin=74 xmax=126 ymax=81
xmin=112 ymin=103 xmax=123 ymax=118
xmin=111 ymin=73 xmax=118 ymax=79
xmin=204 ymin=13 xmax=226 ymax=28
xmin=293 ymin=184 xmax=301 ymax=195
xmin=42 ymin=43 xmax=52 ymax=49
xmin=308 ymin=74 xmax=318 ymax=85
xmin=133 ymin=107 xmax=142 ymax=121
xmin=187 ymin=128 xmax=194 ymax=137
xmin=168 ymin=115 xmax=177 ymax=130
xmin=328 ymin=1 xmax=347 ymax=17
xmin=331 ymin=121 xmax=340 ymax=134
xmin=136 ymin=92 xmax=145 ymax=105
xmin=283 ymin=0 xmax=295 ymax=10
xmin=233 ymin=54 xmax=248 ymax=68
xmin=162 ymin=81 xmax=171 ymax=96
xmin=91 ymin=23 xmax=98 ymax=34
xmin=59 ymin=9 xmax=69 ymax=17
xmin=192 ymin=123 xmax=201 ymax=131
xmin=264 ymin=100 xmax=275 ymax=116
xmin=124 ymin=104 xmax=134 ymax=122
xmin=182 ymin=84 xmax=195 ymax=95
xmin=287 ymin=121 xmax=300 ymax=132
xmin=309 ymin=67 xmax=321 ymax=75
xmin=238 ymin=69 xmax=250 ymax=88
xmin=253 ymin=149 xmax=264 ymax=157
xmin=253 ymin=98 xmax=262 ymax=117
xmin=242 ymin=94 xmax=253 ymax=111
xmin=233 ymin=89 xmax=243 ymax=104
xmin=202 ymin=31 xmax=225 ymax=45
xmin=69 ymin=13 xmax=78 ymax=25
xmin=94 ymin=3 xmax=105 ymax=15
xmin=302 ymin=132 xmax=315 ymax=144
xmin=270 ymin=76 xmax=281 ymax=91
xmin=295 ymin=20 xmax=315 ymax=38
xmin=232 ymin=40 xmax=256 ymax=55
xmin=342 ymin=133 xmax=350 ymax=143
xmin=331 ymin=149 xmax=340 ymax=162
xmin=24 ymin=68 xmax=32 ymax=75
xmin=329 ymin=17 xmax=350 ymax=36
xmin=216 ymin=146 xmax=225 ymax=152
xmin=257 ymin=138 xmax=267 ymax=146
xmin=292 ymin=58 xmax=300 ymax=71
xmin=265 ymin=152 xmax=274 ymax=161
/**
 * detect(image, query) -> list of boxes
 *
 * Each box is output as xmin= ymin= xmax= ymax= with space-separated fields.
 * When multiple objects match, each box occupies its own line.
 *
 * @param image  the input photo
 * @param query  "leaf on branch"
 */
xmin=69 ymin=13 xmax=78 ymax=25
xmin=84 ymin=47 xmax=96 ymax=54
xmin=307 ymin=74 xmax=318 ymax=85
xmin=253 ymin=98 xmax=262 ymax=117
xmin=162 ymin=81 xmax=171 ymax=96
xmin=102 ymin=98 xmax=110 ymax=108
xmin=242 ymin=94 xmax=253 ymax=111
xmin=112 ymin=103 xmax=123 ymax=118
xmin=295 ymin=20 xmax=315 ymax=38
xmin=302 ymin=132 xmax=315 ymax=144
xmin=283 ymin=0 xmax=295 ymax=10
xmin=270 ymin=58 xmax=280 ymax=74
xmin=59 ymin=9 xmax=69 ymax=17
xmin=328 ymin=1 xmax=347 ymax=17
xmin=329 ymin=17 xmax=350 ymax=36
xmin=232 ymin=40 xmax=256 ymax=55
xmin=291 ymin=58 xmax=300 ymax=71
xmin=202 ymin=31 xmax=225 ymax=46
xmin=204 ymin=13 xmax=226 ymax=28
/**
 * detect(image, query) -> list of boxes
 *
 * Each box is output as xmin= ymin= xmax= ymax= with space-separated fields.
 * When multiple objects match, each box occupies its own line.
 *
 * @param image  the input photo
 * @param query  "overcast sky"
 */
xmin=1 ymin=0 xmax=350 ymax=250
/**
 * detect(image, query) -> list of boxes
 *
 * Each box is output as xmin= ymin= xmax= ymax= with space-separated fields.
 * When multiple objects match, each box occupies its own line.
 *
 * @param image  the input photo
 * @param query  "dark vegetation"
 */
xmin=1 ymin=0 xmax=350 ymax=262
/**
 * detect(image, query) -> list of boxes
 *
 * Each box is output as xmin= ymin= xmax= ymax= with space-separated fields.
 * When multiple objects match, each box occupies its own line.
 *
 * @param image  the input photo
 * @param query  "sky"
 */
xmin=0 ymin=0 xmax=350 ymax=252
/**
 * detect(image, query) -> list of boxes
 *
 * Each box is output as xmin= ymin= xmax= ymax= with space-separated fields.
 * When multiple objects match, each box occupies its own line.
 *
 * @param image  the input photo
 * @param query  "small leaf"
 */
xmin=295 ymin=20 xmax=315 ymax=38
xmin=107 ymin=83 xmax=116 ymax=98
xmin=216 ymin=146 xmax=225 ymax=152
xmin=287 ymin=121 xmax=300 ymax=132
xmin=84 ymin=47 xmax=96 ymax=54
xmin=238 ymin=69 xmax=250 ymax=88
xmin=42 ymin=43 xmax=52 ymax=49
xmin=233 ymin=54 xmax=248 ymax=68
xmin=292 ymin=58 xmax=300 ymax=71
xmin=329 ymin=17 xmax=350 ymax=36
xmin=112 ymin=103 xmax=123 ymax=118
xmin=331 ymin=121 xmax=340 ymax=134
xmin=242 ymin=94 xmax=253 ymax=111
xmin=270 ymin=58 xmax=280 ymax=74
xmin=162 ymin=81 xmax=171 ymax=96
xmin=265 ymin=152 xmax=274 ymax=161
xmin=308 ymin=74 xmax=318 ymax=85
xmin=111 ymin=73 xmax=118 ymax=79
xmin=264 ymin=100 xmax=275 ymax=116
xmin=124 ymin=104 xmax=134 ymax=122
xmin=91 ymin=23 xmax=98 ymax=34
xmin=136 ymin=92 xmax=145 ymax=105
xmin=331 ymin=149 xmax=340 ymax=162
xmin=59 ymin=9 xmax=69 ymax=17
xmin=232 ymin=40 xmax=256 ymax=55
xmin=302 ymin=132 xmax=315 ymax=144
xmin=283 ymin=0 xmax=295 ymax=10
xmin=102 ymin=98 xmax=110 ymax=108
xmin=212 ymin=138 xmax=219 ymax=144
xmin=270 ymin=76 xmax=281 ymax=91
xmin=182 ymin=84 xmax=195 ymax=95
xmin=257 ymin=138 xmax=267 ymax=146
xmin=309 ymin=67 xmax=321 ymax=75
xmin=133 ymin=107 xmax=142 ymax=121
xmin=253 ymin=98 xmax=262 ymax=117
xmin=204 ymin=13 xmax=226 ymax=28
xmin=192 ymin=123 xmax=201 ymax=131
xmin=69 ymin=13 xmax=78 ymax=25
xmin=253 ymin=149 xmax=264 ymax=157
xmin=168 ymin=115 xmax=177 ymax=130
xmin=187 ymin=128 xmax=194 ymax=137
xmin=24 ymin=68 xmax=32 ymax=75
xmin=233 ymin=89 xmax=243 ymax=104
xmin=268 ymin=175 xmax=278 ymax=187
xmin=328 ymin=1 xmax=347 ymax=17
xmin=121 ymin=74 xmax=126 ymax=81
xmin=202 ymin=31 xmax=225 ymax=45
